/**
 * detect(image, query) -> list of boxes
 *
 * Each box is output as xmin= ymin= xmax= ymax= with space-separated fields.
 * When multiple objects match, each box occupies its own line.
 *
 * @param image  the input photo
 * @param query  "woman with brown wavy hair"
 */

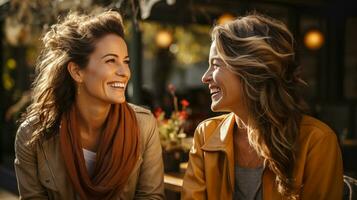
xmin=182 ymin=13 xmax=343 ymax=200
xmin=14 ymin=10 xmax=164 ymax=199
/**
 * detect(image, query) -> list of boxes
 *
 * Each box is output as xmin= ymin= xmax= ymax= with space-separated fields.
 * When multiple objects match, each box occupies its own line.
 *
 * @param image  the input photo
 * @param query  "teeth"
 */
xmin=210 ymin=87 xmax=220 ymax=94
xmin=109 ymin=82 xmax=125 ymax=88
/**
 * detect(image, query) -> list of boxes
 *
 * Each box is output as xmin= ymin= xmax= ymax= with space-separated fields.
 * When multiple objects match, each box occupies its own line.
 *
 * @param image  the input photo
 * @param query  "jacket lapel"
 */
xmin=201 ymin=113 xmax=235 ymax=192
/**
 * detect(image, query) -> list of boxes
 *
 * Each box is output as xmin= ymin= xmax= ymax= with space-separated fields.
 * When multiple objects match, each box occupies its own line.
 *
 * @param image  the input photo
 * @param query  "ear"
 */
xmin=67 ymin=61 xmax=83 ymax=83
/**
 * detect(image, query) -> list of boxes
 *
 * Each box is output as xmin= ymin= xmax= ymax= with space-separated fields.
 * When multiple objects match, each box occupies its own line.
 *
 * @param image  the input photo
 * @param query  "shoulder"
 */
xmin=15 ymin=116 xmax=41 ymax=151
xmin=16 ymin=117 xmax=40 ymax=142
xmin=300 ymin=115 xmax=336 ymax=139
xmin=298 ymin=115 xmax=339 ymax=149
xmin=196 ymin=114 xmax=229 ymax=130
xmin=128 ymin=103 xmax=155 ymax=126
xmin=129 ymin=103 xmax=152 ymax=117
xmin=128 ymin=103 xmax=160 ymax=150
xmin=128 ymin=103 xmax=156 ymax=130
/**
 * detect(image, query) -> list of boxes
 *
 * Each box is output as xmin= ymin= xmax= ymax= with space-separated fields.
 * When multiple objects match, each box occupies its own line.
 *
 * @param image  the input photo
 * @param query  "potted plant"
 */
xmin=154 ymin=84 xmax=191 ymax=172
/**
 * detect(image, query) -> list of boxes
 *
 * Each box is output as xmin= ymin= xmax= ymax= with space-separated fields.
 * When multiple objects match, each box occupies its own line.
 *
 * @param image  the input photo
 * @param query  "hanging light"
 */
xmin=304 ymin=29 xmax=324 ymax=50
xmin=217 ymin=13 xmax=235 ymax=25
xmin=156 ymin=30 xmax=173 ymax=48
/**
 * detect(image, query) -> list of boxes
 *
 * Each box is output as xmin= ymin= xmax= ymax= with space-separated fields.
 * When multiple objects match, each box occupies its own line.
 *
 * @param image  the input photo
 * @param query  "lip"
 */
xmin=107 ymin=80 xmax=126 ymax=84
xmin=208 ymin=84 xmax=217 ymax=90
xmin=211 ymin=92 xmax=220 ymax=98
xmin=208 ymin=85 xmax=221 ymax=94
xmin=107 ymin=81 xmax=126 ymax=89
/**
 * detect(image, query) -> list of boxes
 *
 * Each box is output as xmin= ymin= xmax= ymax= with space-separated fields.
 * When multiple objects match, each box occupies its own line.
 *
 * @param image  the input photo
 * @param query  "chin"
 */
xmin=116 ymin=98 xmax=126 ymax=104
xmin=210 ymin=102 xmax=221 ymax=112
xmin=211 ymin=100 xmax=230 ymax=113
xmin=109 ymin=96 xmax=126 ymax=104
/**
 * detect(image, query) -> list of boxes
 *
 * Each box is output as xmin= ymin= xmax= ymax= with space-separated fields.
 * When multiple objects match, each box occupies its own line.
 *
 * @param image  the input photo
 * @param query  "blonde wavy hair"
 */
xmin=22 ymin=10 xmax=125 ymax=145
xmin=212 ymin=13 xmax=307 ymax=198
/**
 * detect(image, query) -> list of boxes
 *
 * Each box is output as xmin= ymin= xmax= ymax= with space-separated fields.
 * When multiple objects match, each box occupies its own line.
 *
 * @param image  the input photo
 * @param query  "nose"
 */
xmin=115 ymin=62 xmax=130 ymax=78
xmin=201 ymin=67 xmax=212 ymax=84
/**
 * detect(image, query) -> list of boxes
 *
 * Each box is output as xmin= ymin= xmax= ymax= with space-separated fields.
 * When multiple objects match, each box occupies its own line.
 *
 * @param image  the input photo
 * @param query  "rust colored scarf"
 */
xmin=60 ymin=103 xmax=140 ymax=200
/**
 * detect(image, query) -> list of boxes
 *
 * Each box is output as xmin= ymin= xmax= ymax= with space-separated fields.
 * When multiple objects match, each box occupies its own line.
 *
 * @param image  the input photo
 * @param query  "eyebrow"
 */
xmin=101 ymin=54 xmax=130 ymax=59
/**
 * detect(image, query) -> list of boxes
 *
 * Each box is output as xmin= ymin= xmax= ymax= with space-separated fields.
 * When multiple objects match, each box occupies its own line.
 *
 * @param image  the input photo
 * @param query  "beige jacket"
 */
xmin=182 ymin=113 xmax=343 ymax=200
xmin=14 ymin=104 xmax=165 ymax=200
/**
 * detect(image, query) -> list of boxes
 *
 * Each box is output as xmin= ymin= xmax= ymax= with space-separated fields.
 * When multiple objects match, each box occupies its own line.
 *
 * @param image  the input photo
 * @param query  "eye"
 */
xmin=124 ymin=60 xmax=130 ymax=65
xmin=105 ymin=58 xmax=116 ymax=63
xmin=212 ymin=63 xmax=220 ymax=69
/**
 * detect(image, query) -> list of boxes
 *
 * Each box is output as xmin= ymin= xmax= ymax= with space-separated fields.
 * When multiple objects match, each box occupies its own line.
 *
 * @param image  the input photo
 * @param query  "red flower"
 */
xmin=181 ymin=99 xmax=190 ymax=107
xmin=179 ymin=110 xmax=188 ymax=120
xmin=154 ymin=107 xmax=163 ymax=118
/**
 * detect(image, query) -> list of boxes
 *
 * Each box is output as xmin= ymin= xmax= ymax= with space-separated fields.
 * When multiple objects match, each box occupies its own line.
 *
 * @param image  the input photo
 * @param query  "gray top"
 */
xmin=234 ymin=166 xmax=264 ymax=200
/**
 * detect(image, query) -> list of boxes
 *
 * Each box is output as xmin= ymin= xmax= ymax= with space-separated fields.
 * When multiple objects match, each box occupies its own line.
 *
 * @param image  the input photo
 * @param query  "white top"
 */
xmin=82 ymin=148 xmax=96 ymax=177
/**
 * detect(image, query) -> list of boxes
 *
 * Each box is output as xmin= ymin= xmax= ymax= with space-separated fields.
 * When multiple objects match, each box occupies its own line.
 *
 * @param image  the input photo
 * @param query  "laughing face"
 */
xmin=78 ymin=34 xmax=130 ymax=104
xmin=202 ymin=41 xmax=245 ymax=113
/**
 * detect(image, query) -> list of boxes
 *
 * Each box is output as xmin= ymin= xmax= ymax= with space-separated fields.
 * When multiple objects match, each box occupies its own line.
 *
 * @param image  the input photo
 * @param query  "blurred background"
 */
xmin=0 ymin=0 xmax=356 ymax=198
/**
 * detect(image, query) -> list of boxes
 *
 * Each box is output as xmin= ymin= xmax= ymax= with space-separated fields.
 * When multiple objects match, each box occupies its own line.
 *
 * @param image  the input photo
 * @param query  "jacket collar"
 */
xmin=201 ymin=113 xmax=235 ymax=152
xmin=201 ymin=113 xmax=236 ymax=191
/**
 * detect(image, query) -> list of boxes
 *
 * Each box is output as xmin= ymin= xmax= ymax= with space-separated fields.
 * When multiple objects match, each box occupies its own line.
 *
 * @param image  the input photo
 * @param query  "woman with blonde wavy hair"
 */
xmin=182 ymin=13 xmax=343 ymax=200
xmin=14 ymin=10 xmax=164 ymax=199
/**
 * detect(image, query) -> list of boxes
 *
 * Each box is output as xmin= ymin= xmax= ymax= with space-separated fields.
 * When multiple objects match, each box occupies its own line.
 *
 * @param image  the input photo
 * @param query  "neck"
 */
xmin=75 ymin=94 xmax=111 ymax=136
xmin=231 ymin=100 xmax=249 ymax=129
xmin=233 ymin=108 xmax=249 ymax=133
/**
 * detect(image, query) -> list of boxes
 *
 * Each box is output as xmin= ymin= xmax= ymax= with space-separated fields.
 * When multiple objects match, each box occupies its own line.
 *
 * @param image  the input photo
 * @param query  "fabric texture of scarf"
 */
xmin=60 ymin=103 xmax=140 ymax=200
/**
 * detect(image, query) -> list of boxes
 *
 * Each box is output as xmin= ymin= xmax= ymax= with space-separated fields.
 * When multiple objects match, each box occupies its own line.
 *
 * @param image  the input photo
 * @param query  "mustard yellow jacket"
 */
xmin=182 ymin=113 xmax=343 ymax=200
xmin=15 ymin=104 xmax=165 ymax=200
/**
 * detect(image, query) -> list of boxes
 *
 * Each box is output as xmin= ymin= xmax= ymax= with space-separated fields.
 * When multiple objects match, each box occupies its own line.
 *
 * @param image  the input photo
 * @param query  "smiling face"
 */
xmin=78 ymin=34 xmax=130 ymax=104
xmin=202 ymin=41 xmax=245 ymax=113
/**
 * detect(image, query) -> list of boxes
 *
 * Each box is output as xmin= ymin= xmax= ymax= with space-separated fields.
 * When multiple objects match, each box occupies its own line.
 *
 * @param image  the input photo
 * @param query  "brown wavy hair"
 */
xmin=212 ymin=13 xmax=307 ymax=198
xmin=22 ymin=10 xmax=125 ymax=144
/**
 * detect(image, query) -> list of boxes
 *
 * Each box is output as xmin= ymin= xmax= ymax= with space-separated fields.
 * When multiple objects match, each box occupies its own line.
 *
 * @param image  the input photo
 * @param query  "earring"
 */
xmin=77 ymin=84 xmax=81 ymax=95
